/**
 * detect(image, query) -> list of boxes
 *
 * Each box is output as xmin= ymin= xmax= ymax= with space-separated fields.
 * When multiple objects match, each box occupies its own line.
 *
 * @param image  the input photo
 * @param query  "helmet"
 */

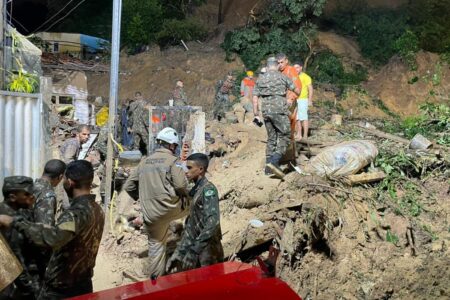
xmin=246 ymin=70 xmax=254 ymax=77
xmin=156 ymin=127 xmax=179 ymax=145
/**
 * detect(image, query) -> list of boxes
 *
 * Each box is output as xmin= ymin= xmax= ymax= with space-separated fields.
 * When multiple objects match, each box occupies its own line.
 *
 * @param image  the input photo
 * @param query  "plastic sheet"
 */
xmin=304 ymin=140 xmax=378 ymax=177
xmin=96 ymin=106 xmax=109 ymax=126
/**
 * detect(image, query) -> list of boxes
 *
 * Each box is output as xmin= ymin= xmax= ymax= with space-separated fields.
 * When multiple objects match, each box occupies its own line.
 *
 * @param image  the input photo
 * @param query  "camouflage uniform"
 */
xmin=173 ymin=177 xmax=223 ymax=270
xmin=59 ymin=138 xmax=81 ymax=164
xmin=12 ymin=194 xmax=104 ymax=299
xmin=124 ymin=147 xmax=189 ymax=277
xmin=128 ymin=100 xmax=150 ymax=155
xmin=172 ymin=87 xmax=188 ymax=106
xmin=253 ymin=70 xmax=295 ymax=162
xmin=0 ymin=176 xmax=39 ymax=299
xmin=32 ymin=178 xmax=57 ymax=281
xmin=213 ymin=78 xmax=234 ymax=120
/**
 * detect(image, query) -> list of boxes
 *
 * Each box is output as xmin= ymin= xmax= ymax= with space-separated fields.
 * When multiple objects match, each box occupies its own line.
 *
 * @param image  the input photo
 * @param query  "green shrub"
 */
xmin=122 ymin=0 xmax=163 ymax=47
xmin=330 ymin=9 xmax=409 ymax=65
xmin=156 ymin=18 xmax=207 ymax=47
xmin=308 ymin=52 xmax=367 ymax=85
xmin=394 ymin=30 xmax=420 ymax=70
xmin=221 ymin=0 xmax=325 ymax=70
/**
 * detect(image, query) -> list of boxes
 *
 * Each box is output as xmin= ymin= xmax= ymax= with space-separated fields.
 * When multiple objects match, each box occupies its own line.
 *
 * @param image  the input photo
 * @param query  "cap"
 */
xmin=2 ymin=176 xmax=34 ymax=197
xmin=246 ymin=70 xmax=254 ymax=77
xmin=267 ymin=57 xmax=277 ymax=63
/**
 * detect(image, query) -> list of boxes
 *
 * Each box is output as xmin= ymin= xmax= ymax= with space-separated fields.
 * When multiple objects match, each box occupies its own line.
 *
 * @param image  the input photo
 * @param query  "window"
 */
xmin=53 ymin=42 xmax=59 ymax=52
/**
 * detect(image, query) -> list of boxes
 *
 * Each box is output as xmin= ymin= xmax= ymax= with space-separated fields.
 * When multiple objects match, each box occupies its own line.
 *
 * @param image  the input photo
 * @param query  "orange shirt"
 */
xmin=281 ymin=66 xmax=302 ymax=102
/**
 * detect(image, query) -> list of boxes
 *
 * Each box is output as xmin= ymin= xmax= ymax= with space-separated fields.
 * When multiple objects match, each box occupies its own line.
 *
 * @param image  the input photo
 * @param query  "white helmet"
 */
xmin=156 ymin=127 xmax=179 ymax=145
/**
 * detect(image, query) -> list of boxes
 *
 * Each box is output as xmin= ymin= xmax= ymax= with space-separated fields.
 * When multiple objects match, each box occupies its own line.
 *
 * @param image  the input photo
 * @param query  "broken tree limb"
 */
xmin=356 ymin=124 xmax=409 ymax=144
xmin=345 ymin=171 xmax=386 ymax=186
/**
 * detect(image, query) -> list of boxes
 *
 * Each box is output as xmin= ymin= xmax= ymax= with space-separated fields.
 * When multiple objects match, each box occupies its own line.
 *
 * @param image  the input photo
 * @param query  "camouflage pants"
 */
xmin=133 ymin=130 xmax=149 ymax=156
xmin=263 ymin=113 xmax=291 ymax=160
xmin=190 ymin=237 xmax=224 ymax=270
xmin=213 ymin=93 xmax=230 ymax=120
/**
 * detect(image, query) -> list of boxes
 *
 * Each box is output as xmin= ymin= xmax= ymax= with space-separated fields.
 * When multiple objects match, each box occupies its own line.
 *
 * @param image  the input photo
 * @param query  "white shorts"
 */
xmin=296 ymin=99 xmax=309 ymax=121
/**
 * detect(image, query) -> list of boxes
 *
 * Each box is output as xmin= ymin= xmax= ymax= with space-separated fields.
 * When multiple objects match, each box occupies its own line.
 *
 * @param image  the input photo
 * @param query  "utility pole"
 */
xmin=104 ymin=0 xmax=122 ymax=211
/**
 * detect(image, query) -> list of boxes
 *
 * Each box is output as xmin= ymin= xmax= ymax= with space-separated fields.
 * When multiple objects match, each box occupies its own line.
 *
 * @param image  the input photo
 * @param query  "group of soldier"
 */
xmin=0 ymin=123 xmax=223 ymax=299
xmin=0 ymin=159 xmax=103 ymax=299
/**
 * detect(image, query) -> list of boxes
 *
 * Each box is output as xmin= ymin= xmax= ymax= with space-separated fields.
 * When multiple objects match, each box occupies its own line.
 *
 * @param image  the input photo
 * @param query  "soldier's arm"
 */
xmin=62 ymin=142 xmax=78 ymax=163
xmin=34 ymin=194 xmax=57 ymax=226
xmin=12 ymin=211 xmax=76 ymax=250
xmin=191 ymin=186 xmax=221 ymax=254
xmin=171 ymin=161 xmax=189 ymax=197
xmin=124 ymin=165 xmax=140 ymax=200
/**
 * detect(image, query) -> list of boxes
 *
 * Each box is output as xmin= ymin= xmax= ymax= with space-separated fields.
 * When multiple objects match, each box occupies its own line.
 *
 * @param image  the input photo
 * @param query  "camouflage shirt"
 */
xmin=33 ymin=178 xmax=57 ymax=226
xmin=172 ymin=87 xmax=188 ymax=106
xmin=129 ymin=100 xmax=149 ymax=134
xmin=253 ymin=70 xmax=295 ymax=114
xmin=13 ymin=194 xmax=105 ymax=289
xmin=219 ymin=78 xmax=235 ymax=94
xmin=176 ymin=177 xmax=222 ymax=256
xmin=59 ymin=137 xmax=81 ymax=164
xmin=94 ymin=126 xmax=109 ymax=161
xmin=0 ymin=202 xmax=38 ymax=298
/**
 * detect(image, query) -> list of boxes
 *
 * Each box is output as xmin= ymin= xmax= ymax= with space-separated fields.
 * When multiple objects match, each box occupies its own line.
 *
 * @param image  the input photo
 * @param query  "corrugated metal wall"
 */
xmin=0 ymin=91 xmax=46 ymax=196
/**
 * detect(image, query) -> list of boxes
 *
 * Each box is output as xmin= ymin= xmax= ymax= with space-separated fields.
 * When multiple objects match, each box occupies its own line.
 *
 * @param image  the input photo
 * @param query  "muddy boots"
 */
xmin=266 ymin=153 xmax=285 ymax=179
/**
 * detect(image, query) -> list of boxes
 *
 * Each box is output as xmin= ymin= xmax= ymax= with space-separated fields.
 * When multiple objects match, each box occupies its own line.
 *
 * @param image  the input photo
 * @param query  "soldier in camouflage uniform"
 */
xmin=128 ymin=92 xmax=150 ymax=155
xmin=172 ymin=80 xmax=188 ymax=106
xmin=32 ymin=159 xmax=66 ymax=281
xmin=0 ymin=161 xmax=104 ymax=299
xmin=213 ymin=73 xmax=235 ymax=121
xmin=252 ymin=57 xmax=300 ymax=178
xmin=0 ymin=176 xmax=38 ymax=299
xmin=166 ymin=153 xmax=223 ymax=273
xmin=59 ymin=125 xmax=91 ymax=164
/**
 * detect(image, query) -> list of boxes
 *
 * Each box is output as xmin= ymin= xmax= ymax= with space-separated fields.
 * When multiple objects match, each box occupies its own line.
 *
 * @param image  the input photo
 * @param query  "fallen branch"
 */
xmin=306 ymin=183 xmax=365 ymax=198
xmin=356 ymin=125 xmax=409 ymax=144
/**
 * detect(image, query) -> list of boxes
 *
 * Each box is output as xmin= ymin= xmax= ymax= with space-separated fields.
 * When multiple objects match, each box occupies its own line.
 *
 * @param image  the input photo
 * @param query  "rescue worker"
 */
xmin=213 ymin=73 xmax=235 ymax=121
xmin=124 ymin=127 xmax=190 ymax=277
xmin=128 ymin=92 xmax=150 ymax=155
xmin=166 ymin=153 xmax=223 ymax=273
xmin=172 ymin=80 xmax=188 ymax=106
xmin=0 ymin=176 xmax=38 ymax=299
xmin=276 ymin=53 xmax=302 ymax=139
xmin=253 ymin=57 xmax=300 ymax=179
xmin=59 ymin=124 xmax=91 ymax=164
xmin=32 ymin=159 xmax=66 ymax=281
xmin=0 ymin=160 xmax=105 ymax=299
xmin=240 ymin=70 xmax=256 ymax=99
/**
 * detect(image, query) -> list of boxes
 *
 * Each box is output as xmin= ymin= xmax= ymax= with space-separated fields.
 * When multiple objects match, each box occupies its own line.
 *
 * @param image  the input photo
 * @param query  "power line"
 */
xmin=41 ymin=0 xmax=87 ymax=33
xmin=6 ymin=12 xmax=29 ymax=33
xmin=32 ymin=0 xmax=76 ymax=33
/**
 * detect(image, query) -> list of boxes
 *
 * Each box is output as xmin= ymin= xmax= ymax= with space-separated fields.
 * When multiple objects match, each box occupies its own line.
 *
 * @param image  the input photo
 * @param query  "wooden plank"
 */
xmin=346 ymin=171 xmax=386 ymax=185
xmin=357 ymin=125 xmax=409 ymax=144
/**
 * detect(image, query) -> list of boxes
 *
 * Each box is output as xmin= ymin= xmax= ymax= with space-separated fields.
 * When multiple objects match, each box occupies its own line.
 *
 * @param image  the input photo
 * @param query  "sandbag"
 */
xmin=304 ymin=140 xmax=378 ymax=177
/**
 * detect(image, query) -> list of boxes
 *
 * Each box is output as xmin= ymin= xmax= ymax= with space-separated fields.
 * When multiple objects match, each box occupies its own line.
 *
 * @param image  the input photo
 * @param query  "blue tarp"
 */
xmin=80 ymin=34 xmax=109 ymax=52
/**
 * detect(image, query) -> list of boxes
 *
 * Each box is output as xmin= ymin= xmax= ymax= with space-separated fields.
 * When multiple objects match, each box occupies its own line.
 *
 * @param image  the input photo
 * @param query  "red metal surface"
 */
xmin=70 ymin=262 xmax=301 ymax=300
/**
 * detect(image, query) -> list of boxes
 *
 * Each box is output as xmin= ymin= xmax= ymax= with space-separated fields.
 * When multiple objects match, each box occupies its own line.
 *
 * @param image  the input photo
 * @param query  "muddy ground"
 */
xmin=91 ymin=113 xmax=450 ymax=299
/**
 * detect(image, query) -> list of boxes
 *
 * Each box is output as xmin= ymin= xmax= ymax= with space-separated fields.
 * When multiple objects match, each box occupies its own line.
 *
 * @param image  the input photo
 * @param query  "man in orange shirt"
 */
xmin=276 ymin=53 xmax=302 ymax=149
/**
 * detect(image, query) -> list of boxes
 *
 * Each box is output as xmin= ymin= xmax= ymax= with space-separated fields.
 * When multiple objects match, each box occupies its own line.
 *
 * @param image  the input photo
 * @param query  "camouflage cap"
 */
xmin=2 ymin=176 xmax=34 ymax=197
xmin=267 ymin=56 xmax=277 ymax=63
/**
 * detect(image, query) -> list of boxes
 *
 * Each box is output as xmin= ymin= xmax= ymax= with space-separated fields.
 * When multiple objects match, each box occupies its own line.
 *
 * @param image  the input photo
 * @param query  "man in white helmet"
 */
xmin=124 ymin=127 xmax=190 ymax=277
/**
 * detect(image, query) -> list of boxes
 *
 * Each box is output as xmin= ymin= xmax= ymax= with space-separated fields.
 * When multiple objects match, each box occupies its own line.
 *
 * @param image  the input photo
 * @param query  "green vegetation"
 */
xmin=222 ymin=0 xmax=326 ymax=70
xmin=401 ymin=103 xmax=450 ymax=145
xmin=329 ymin=1 xmax=450 ymax=66
xmin=156 ymin=18 xmax=207 ymax=48
xmin=308 ymin=52 xmax=367 ymax=86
